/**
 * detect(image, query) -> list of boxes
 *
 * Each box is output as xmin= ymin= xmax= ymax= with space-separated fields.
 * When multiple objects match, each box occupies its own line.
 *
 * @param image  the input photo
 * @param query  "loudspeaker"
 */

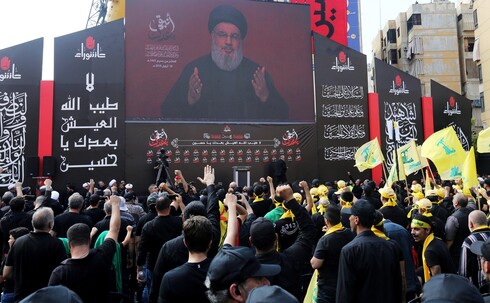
xmin=43 ymin=156 xmax=56 ymax=177
xmin=25 ymin=156 xmax=39 ymax=177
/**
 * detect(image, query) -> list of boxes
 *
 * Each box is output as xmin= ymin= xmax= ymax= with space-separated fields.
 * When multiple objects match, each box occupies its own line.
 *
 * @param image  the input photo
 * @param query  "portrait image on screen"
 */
xmin=125 ymin=0 xmax=314 ymax=123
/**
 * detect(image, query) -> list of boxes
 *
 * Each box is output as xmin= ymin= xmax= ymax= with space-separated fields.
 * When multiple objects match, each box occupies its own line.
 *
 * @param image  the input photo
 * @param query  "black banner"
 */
xmin=0 ymin=38 xmax=43 ymax=187
xmin=374 ymin=58 xmax=423 ymax=168
xmin=313 ymin=33 xmax=370 ymax=181
xmin=125 ymin=123 xmax=317 ymax=188
xmin=430 ymin=80 xmax=472 ymax=151
xmin=52 ymin=20 xmax=125 ymax=185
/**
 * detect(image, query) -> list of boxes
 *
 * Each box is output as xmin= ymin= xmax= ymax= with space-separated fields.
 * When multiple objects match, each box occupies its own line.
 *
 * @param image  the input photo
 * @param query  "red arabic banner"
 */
xmin=290 ymin=0 xmax=347 ymax=46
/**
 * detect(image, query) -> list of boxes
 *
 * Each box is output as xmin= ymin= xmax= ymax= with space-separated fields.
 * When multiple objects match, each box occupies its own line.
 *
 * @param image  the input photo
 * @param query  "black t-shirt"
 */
xmin=379 ymin=205 xmax=407 ymax=228
xmin=93 ymin=216 xmax=130 ymax=245
xmin=340 ymin=208 xmax=352 ymax=229
xmin=314 ymin=228 xmax=355 ymax=302
xmin=150 ymin=235 xmax=188 ymax=303
xmin=137 ymin=215 xmax=183 ymax=271
xmin=425 ymin=237 xmax=456 ymax=276
xmin=53 ymin=212 xmax=93 ymax=238
xmin=159 ymin=258 xmax=212 ymax=303
xmin=83 ymin=208 xmax=106 ymax=227
xmin=6 ymin=232 xmax=67 ymax=302
xmin=49 ymin=238 xmax=117 ymax=303
xmin=274 ymin=217 xmax=298 ymax=252
xmin=0 ymin=211 xmax=31 ymax=254
xmin=251 ymin=199 xmax=273 ymax=218
xmin=315 ymin=228 xmax=355 ymax=284
xmin=135 ymin=211 xmax=157 ymax=237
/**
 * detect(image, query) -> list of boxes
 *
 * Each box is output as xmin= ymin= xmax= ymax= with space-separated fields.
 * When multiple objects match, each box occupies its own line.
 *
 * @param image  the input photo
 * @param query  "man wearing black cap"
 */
xmin=470 ymin=239 xmax=490 ymax=298
xmin=336 ymin=199 xmax=403 ymax=303
xmin=162 ymin=4 xmax=287 ymax=121
xmin=205 ymin=245 xmax=281 ymax=303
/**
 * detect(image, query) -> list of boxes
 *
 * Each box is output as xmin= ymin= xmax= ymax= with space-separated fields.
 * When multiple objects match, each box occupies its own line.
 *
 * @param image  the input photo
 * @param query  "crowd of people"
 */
xmin=0 ymin=166 xmax=490 ymax=303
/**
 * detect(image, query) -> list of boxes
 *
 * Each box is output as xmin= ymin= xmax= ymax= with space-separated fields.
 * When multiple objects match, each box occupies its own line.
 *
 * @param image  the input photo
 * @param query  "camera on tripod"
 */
xmin=156 ymin=148 xmax=169 ymax=167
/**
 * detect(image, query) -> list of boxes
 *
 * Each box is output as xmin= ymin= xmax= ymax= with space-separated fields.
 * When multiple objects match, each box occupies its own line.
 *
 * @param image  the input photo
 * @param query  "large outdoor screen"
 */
xmin=125 ymin=0 xmax=314 ymax=123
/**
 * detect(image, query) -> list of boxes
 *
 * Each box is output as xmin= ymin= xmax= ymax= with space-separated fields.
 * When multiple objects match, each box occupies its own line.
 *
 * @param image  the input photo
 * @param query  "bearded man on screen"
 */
xmin=162 ymin=4 xmax=288 ymax=121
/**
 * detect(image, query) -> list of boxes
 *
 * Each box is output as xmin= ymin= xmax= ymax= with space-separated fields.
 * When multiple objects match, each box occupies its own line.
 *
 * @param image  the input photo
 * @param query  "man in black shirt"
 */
xmin=411 ymin=214 xmax=455 ymax=284
xmin=311 ymin=205 xmax=355 ymax=303
xmin=83 ymin=194 xmax=106 ymax=226
xmin=0 ymin=195 xmax=31 ymax=254
xmin=4 ymin=207 xmax=67 ymax=302
xmin=52 ymin=193 xmax=93 ymax=238
xmin=379 ymin=186 xmax=407 ymax=228
xmin=336 ymin=199 xmax=403 ymax=303
xmin=250 ymin=184 xmax=316 ymax=301
xmin=250 ymin=185 xmax=272 ymax=218
xmin=159 ymin=215 xmax=213 ymax=303
xmin=137 ymin=195 xmax=183 ymax=300
xmin=49 ymin=195 xmax=121 ymax=302
xmin=445 ymin=193 xmax=472 ymax=268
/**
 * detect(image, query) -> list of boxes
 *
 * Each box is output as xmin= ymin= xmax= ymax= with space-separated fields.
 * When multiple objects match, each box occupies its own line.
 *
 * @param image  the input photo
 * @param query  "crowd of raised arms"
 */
xmin=0 ymin=166 xmax=490 ymax=303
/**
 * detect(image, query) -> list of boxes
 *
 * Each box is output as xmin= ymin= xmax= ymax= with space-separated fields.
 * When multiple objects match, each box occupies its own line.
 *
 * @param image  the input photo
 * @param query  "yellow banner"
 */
xmin=477 ymin=127 xmax=490 ymax=153
xmin=398 ymin=140 xmax=422 ymax=175
xmin=421 ymin=127 xmax=466 ymax=173
xmin=354 ymin=138 xmax=385 ymax=172
xmin=417 ymin=145 xmax=429 ymax=168
xmin=462 ymin=147 xmax=478 ymax=190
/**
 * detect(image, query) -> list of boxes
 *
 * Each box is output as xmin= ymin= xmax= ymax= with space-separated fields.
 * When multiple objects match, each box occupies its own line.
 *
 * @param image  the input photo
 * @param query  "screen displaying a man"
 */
xmin=161 ymin=5 xmax=288 ymax=122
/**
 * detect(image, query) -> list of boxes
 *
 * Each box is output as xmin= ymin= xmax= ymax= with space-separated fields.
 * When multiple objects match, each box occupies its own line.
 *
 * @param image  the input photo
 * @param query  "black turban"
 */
xmin=208 ymin=5 xmax=248 ymax=39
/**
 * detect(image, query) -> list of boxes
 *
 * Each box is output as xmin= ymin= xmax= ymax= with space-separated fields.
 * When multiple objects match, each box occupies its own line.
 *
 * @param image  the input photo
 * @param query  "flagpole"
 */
xmin=393 ymin=121 xmax=400 ymax=183
xmin=382 ymin=161 xmax=389 ymax=184
xmin=426 ymin=163 xmax=436 ymax=184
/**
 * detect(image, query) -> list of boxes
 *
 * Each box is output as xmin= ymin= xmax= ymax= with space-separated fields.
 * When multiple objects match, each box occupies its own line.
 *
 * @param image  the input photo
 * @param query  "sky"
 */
xmin=0 ymin=0 xmax=459 ymax=79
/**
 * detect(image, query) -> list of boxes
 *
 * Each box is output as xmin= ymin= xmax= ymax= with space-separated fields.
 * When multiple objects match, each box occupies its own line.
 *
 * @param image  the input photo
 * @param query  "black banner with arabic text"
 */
xmin=430 ymin=80 xmax=472 ymax=151
xmin=313 ymin=33 xmax=370 ymax=181
xmin=52 ymin=20 xmax=125 ymax=186
xmin=374 ymin=58 xmax=423 ymax=168
xmin=0 ymin=38 xmax=43 ymax=188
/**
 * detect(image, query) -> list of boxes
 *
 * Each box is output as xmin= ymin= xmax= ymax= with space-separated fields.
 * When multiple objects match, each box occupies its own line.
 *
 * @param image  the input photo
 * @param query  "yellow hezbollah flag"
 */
xmin=398 ymin=140 xmax=422 ymax=175
xmin=354 ymin=138 xmax=384 ymax=172
xmin=439 ymin=164 xmax=463 ymax=180
xmin=303 ymin=270 xmax=318 ymax=303
xmin=421 ymin=127 xmax=466 ymax=173
xmin=417 ymin=145 xmax=429 ymax=168
xmin=387 ymin=151 xmax=405 ymax=187
xmin=387 ymin=162 xmax=398 ymax=188
xmin=477 ymin=127 xmax=490 ymax=153
xmin=462 ymin=147 xmax=478 ymax=190
xmin=425 ymin=169 xmax=431 ymax=191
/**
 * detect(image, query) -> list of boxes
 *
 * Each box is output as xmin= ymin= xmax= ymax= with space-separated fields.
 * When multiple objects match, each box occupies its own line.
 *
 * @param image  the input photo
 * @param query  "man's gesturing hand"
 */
xmin=188 ymin=67 xmax=203 ymax=105
xmin=252 ymin=66 xmax=269 ymax=102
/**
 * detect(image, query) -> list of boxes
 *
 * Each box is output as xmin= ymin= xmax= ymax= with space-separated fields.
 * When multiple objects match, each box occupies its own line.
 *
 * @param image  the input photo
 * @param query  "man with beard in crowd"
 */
xmin=161 ymin=4 xmax=287 ymax=121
